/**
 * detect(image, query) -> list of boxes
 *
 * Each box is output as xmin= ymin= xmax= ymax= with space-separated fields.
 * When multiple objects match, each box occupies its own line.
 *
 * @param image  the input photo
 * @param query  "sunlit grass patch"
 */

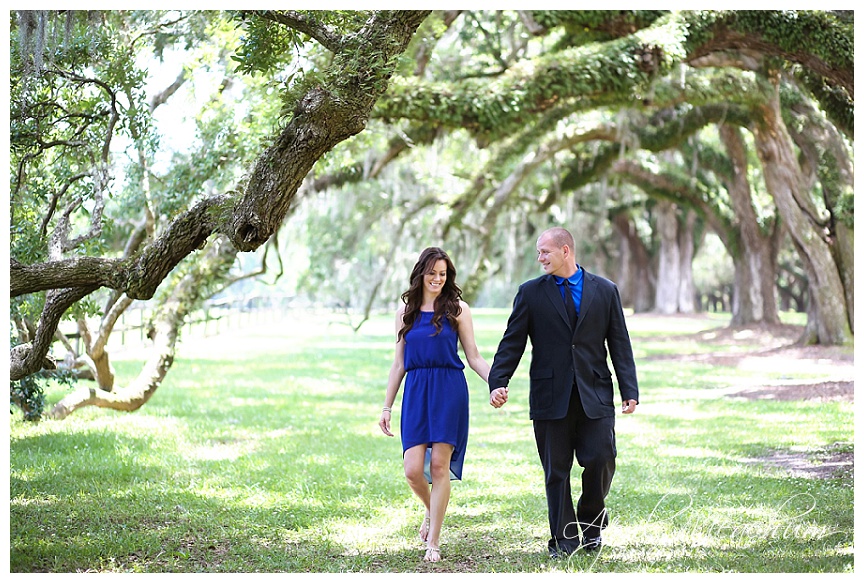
xmin=10 ymin=311 xmax=852 ymax=573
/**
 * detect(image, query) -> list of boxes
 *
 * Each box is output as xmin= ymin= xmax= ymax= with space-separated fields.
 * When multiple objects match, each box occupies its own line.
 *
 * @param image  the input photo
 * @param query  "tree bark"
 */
xmin=717 ymin=124 xmax=781 ymax=325
xmin=786 ymin=95 xmax=854 ymax=332
xmin=751 ymin=88 xmax=852 ymax=345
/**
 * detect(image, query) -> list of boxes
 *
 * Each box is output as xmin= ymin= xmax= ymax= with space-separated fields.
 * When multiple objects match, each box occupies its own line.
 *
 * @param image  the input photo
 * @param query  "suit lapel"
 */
xmin=576 ymin=271 xmax=596 ymax=332
xmin=541 ymin=275 xmax=571 ymax=328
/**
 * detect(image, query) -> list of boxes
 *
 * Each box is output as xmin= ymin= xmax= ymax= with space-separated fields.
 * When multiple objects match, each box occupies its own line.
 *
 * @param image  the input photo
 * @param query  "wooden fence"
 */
xmin=57 ymin=296 xmax=292 ymax=355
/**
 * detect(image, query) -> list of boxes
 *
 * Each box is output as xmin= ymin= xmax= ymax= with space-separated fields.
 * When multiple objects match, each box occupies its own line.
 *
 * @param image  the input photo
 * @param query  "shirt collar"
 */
xmin=554 ymin=265 xmax=582 ymax=286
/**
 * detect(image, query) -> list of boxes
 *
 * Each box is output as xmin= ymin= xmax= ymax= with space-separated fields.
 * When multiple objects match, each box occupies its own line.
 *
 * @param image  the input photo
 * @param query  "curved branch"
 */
xmin=227 ymin=10 xmax=430 ymax=251
xmin=48 ymin=236 xmax=240 ymax=419
xmin=92 ymin=294 xmax=134 ymax=357
xmin=688 ymin=22 xmax=852 ymax=100
xmin=150 ymin=69 xmax=188 ymax=111
xmin=246 ymin=10 xmax=345 ymax=53
xmin=48 ymin=68 xmax=120 ymax=160
xmin=611 ymin=159 xmax=733 ymax=240
xmin=10 ymin=285 xmax=99 ymax=380
xmin=39 ymin=172 xmax=88 ymax=237
xmin=10 ymin=10 xmax=431 ymax=384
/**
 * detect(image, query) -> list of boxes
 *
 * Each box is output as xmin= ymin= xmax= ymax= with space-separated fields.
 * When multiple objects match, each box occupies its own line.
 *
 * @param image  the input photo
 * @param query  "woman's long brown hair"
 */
xmin=397 ymin=247 xmax=463 ymax=343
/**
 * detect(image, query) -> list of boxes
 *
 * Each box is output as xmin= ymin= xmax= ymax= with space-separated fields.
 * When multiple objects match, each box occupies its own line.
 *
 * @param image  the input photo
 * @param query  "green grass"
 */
xmin=8 ymin=309 xmax=853 ymax=573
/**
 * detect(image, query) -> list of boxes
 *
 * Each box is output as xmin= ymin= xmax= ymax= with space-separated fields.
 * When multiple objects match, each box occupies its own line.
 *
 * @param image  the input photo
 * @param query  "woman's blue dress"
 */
xmin=401 ymin=310 xmax=469 ymax=482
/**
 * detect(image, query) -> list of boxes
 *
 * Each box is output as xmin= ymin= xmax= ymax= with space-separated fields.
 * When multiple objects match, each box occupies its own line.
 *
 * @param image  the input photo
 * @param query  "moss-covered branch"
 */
xmin=374 ymin=11 xmax=851 ymax=143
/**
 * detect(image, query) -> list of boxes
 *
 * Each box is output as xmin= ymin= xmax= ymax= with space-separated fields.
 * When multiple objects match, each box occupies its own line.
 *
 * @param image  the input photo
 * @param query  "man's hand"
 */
xmin=490 ymin=387 xmax=509 ymax=408
xmin=621 ymin=399 xmax=638 ymax=414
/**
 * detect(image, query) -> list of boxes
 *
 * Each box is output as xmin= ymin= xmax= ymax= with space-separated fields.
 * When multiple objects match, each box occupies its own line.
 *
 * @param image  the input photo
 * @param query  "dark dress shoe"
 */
xmin=581 ymin=536 xmax=602 ymax=552
xmin=548 ymin=545 xmax=577 ymax=559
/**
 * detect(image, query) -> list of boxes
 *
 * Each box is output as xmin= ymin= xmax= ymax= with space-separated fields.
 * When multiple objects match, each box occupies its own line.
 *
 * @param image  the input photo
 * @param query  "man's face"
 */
xmin=536 ymin=233 xmax=569 ymax=277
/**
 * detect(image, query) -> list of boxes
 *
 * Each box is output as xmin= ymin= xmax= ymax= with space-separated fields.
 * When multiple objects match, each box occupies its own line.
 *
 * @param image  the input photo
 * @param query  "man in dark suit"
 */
xmin=488 ymin=227 xmax=639 ymax=557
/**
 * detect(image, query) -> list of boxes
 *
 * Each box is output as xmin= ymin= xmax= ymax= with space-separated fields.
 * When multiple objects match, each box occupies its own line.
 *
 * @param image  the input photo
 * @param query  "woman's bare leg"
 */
xmin=424 ymin=442 xmax=454 ymax=562
xmin=403 ymin=445 xmax=431 ymax=542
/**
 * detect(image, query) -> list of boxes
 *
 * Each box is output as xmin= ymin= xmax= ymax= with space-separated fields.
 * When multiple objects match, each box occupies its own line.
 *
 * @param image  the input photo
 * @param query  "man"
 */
xmin=488 ymin=227 xmax=639 ymax=557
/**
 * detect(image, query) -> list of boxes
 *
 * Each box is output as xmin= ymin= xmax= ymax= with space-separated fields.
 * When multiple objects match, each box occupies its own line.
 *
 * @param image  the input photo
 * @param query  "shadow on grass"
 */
xmin=11 ymin=313 xmax=852 ymax=573
xmin=10 ymin=427 xmax=400 ymax=572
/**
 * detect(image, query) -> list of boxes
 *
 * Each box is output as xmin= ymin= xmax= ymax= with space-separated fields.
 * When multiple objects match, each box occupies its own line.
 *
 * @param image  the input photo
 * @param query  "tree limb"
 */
xmin=10 ymin=10 xmax=432 ymax=383
xmin=150 ymin=69 xmax=188 ymax=111
xmin=10 ymin=285 xmax=99 ymax=380
xmin=247 ymin=10 xmax=345 ymax=53
xmin=227 ymin=10 xmax=430 ymax=251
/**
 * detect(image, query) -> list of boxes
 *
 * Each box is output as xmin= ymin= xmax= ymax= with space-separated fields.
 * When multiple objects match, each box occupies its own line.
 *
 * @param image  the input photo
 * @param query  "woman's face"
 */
xmin=424 ymin=259 xmax=448 ymax=297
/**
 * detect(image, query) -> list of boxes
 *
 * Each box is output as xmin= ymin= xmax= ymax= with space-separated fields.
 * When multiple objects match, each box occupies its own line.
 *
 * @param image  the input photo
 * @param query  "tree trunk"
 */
xmin=610 ymin=211 xmax=655 ymax=312
xmin=718 ymin=124 xmax=781 ymax=325
xmin=833 ymin=222 xmax=854 ymax=331
xmin=751 ymin=89 xmax=852 ymax=345
xmin=676 ymin=208 xmax=697 ymax=313
xmin=786 ymin=96 xmax=855 ymax=335
xmin=655 ymin=201 xmax=697 ymax=314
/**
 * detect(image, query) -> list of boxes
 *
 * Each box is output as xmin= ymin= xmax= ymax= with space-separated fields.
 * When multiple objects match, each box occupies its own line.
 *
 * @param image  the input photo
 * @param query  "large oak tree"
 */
xmin=9 ymin=10 xmax=430 ymax=404
xmin=9 ymin=10 xmax=853 ymax=421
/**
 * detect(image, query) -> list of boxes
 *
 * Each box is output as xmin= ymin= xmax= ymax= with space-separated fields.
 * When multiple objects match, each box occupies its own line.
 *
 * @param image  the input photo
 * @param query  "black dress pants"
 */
xmin=533 ymin=385 xmax=616 ymax=552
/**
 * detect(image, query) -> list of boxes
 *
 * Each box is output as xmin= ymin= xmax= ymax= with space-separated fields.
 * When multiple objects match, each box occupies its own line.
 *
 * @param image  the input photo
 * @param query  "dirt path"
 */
xmin=639 ymin=319 xmax=854 ymax=479
xmin=642 ymin=320 xmax=854 ymax=401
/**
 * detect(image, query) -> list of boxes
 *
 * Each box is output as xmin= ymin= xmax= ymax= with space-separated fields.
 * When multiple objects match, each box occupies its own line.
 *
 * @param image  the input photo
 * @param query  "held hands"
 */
xmin=489 ymin=387 xmax=509 ymax=408
xmin=621 ymin=399 xmax=638 ymax=414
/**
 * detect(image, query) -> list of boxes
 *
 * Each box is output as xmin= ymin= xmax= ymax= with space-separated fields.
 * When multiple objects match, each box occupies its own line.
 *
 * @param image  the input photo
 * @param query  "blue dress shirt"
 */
xmin=554 ymin=266 xmax=583 ymax=316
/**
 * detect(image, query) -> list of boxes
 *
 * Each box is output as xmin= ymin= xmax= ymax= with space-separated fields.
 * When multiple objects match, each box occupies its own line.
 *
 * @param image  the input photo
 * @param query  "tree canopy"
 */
xmin=7 ymin=10 xmax=854 ymax=420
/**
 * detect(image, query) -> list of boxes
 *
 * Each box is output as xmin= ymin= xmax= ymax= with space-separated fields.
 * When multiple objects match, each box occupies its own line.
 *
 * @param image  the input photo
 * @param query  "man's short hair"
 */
xmin=544 ymin=227 xmax=575 ymax=251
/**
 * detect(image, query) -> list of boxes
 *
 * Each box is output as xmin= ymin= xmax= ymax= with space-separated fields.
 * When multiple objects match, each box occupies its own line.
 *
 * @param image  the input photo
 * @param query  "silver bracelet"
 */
xmin=382 ymin=406 xmax=392 ymax=413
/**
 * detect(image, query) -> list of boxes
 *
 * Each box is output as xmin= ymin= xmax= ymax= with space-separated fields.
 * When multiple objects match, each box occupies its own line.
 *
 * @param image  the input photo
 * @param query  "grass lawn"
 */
xmin=8 ymin=309 xmax=854 ymax=573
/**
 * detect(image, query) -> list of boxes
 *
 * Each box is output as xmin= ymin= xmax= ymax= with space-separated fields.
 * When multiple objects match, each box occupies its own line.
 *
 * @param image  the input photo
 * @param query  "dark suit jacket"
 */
xmin=488 ymin=270 xmax=639 ymax=420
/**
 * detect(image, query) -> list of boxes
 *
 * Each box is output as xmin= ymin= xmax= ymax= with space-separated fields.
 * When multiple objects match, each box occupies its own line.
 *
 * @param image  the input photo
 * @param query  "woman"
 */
xmin=379 ymin=247 xmax=490 ymax=563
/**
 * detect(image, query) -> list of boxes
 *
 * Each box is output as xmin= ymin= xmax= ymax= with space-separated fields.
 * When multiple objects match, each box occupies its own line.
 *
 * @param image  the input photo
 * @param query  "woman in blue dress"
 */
xmin=379 ymin=247 xmax=490 ymax=563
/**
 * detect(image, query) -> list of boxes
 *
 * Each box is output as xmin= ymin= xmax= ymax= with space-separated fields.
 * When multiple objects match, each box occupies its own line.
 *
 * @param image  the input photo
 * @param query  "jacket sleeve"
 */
xmin=488 ymin=284 xmax=530 ymax=392
xmin=606 ymin=283 xmax=639 ymax=403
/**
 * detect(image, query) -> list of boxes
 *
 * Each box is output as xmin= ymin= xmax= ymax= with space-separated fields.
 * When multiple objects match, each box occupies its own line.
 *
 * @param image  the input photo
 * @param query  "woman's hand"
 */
xmin=489 ymin=387 xmax=509 ymax=408
xmin=379 ymin=409 xmax=394 ymax=436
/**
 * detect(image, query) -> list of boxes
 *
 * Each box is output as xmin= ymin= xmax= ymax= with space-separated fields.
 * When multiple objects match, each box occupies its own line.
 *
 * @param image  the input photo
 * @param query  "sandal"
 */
xmin=419 ymin=514 xmax=431 ymax=542
xmin=424 ymin=545 xmax=441 ymax=563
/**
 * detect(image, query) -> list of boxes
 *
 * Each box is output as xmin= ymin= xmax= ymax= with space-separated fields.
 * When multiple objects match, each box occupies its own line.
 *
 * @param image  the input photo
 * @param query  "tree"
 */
xmin=9 ymin=10 xmax=431 ymax=419
xmin=245 ymin=11 xmax=852 ymax=341
xmin=9 ymin=9 xmax=854 ymax=420
xmin=358 ymin=10 xmax=854 ymax=342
